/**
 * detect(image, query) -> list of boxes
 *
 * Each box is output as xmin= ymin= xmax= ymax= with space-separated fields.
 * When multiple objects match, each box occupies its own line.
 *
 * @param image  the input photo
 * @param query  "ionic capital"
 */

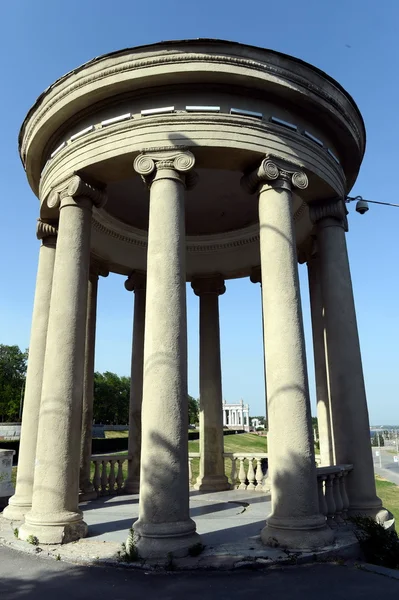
xmin=125 ymin=271 xmax=146 ymax=293
xmin=241 ymin=154 xmax=308 ymax=195
xmin=191 ymin=274 xmax=226 ymax=297
xmin=250 ymin=266 xmax=262 ymax=285
xmin=36 ymin=219 xmax=57 ymax=241
xmin=134 ymin=149 xmax=197 ymax=189
xmin=47 ymin=175 xmax=107 ymax=210
xmin=309 ymin=198 xmax=348 ymax=231
xmin=90 ymin=260 xmax=109 ymax=281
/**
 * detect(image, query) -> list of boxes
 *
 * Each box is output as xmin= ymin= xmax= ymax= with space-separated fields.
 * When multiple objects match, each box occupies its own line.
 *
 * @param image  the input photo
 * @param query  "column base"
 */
xmin=261 ymin=514 xmax=335 ymax=550
xmin=194 ymin=475 xmax=231 ymax=492
xmin=19 ymin=511 xmax=88 ymax=545
xmin=123 ymin=477 xmax=140 ymax=494
xmin=348 ymin=502 xmax=392 ymax=524
xmin=133 ymin=518 xmax=201 ymax=558
xmin=78 ymin=479 xmax=97 ymax=502
xmin=79 ymin=490 xmax=98 ymax=502
xmin=2 ymin=495 xmax=31 ymax=521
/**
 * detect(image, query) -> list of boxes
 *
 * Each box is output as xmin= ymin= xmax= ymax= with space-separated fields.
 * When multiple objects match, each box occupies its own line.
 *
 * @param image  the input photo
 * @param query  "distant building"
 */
xmin=251 ymin=418 xmax=265 ymax=430
xmin=222 ymin=399 xmax=250 ymax=432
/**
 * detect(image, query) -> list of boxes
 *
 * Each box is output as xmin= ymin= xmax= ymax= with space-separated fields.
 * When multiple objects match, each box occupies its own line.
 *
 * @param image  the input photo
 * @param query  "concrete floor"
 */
xmin=0 ymin=489 xmax=359 ymax=569
xmin=81 ymin=489 xmax=270 ymax=550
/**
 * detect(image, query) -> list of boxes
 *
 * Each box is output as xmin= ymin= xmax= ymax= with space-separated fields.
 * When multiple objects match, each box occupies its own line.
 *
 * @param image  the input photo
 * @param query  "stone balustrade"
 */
xmin=316 ymin=464 xmax=353 ymax=524
xmin=90 ymin=453 xmax=129 ymax=496
xmin=188 ymin=452 xmax=269 ymax=491
xmin=89 ymin=453 xmax=352 ymax=517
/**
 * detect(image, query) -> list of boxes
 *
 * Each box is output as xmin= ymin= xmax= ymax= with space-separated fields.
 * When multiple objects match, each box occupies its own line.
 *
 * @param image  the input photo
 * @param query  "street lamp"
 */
xmin=346 ymin=195 xmax=399 ymax=214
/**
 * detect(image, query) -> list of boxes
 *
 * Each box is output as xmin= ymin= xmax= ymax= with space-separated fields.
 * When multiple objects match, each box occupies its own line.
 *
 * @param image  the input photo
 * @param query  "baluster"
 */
xmin=340 ymin=469 xmax=350 ymax=519
xmin=238 ymin=456 xmax=247 ymax=490
xmin=247 ymin=457 xmax=256 ymax=490
xmin=317 ymin=475 xmax=328 ymax=517
xmin=333 ymin=471 xmax=344 ymax=523
xmin=188 ymin=458 xmax=193 ymax=486
xmin=230 ymin=457 xmax=237 ymax=488
xmin=93 ymin=459 xmax=101 ymax=494
xmin=100 ymin=460 xmax=108 ymax=495
xmin=116 ymin=459 xmax=124 ymax=492
xmin=325 ymin=474 xmax=336 ymax=524
xmin=255 ymin=458 xmax=264 ymax=491
xmin=109 ymin=460 xmax=116 ymax=494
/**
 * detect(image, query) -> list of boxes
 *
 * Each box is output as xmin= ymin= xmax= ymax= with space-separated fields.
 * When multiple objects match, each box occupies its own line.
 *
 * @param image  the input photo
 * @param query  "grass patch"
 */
xmin=103 ymin=430 xmax=129 ymax=439
xmin=375 ymin=476 xmax=399 ymax=523
xmin=188 ymin=432 xmax=267 ymax=455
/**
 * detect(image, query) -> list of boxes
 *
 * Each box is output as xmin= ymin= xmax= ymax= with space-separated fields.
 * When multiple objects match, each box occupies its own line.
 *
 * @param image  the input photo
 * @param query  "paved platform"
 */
xmin=81 ymin=489 xmax=269 ymax=549
xmin=1 ymin=489 xmax=359 ymax=569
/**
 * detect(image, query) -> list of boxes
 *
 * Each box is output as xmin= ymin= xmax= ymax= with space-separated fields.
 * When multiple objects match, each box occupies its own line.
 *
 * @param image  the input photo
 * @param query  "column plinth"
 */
xmin=131 ymin=150 xmax=201 ymax=558
xmin=242 ymin=155 xmax=334 ymax=550
xmin=79 ymin=262 xmax=108 ymax=502
xmin=19 ymin=176 xmax=106 ymax=544
xmin=3 ymin=221 xmax=57 ymax=521
xmin=310 ymin=200 xmax=384 ymax=518
xmin=124 ymin=272 xmax=146 ymax=495
xmin=192 ymin=275 xmax=230 ymax=492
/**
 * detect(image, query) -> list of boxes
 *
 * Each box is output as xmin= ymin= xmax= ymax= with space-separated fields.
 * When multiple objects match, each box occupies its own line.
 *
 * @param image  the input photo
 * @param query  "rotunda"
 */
xmin=3 ymin=39 xmax=383 ymax=557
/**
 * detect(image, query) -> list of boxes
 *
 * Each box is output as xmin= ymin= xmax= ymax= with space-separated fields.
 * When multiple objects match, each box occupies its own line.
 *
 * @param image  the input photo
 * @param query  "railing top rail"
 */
xmin=188 ymin=452 xmax=201 ymax=458
xmin=316 ymin=464 xmax=354 ymax=476
xmin=91 ymin=453 xmax=129 ymax=461
xmin=223 ymin=452 xmax=268 ymax=458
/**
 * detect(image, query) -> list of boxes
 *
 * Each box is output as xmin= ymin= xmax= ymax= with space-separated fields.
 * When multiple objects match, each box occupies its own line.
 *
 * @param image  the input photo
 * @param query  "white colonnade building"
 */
xmin=2 ymin=39 xmax=388 ymax=558
xmin=222 ymin=400 xmax=250 ymax=431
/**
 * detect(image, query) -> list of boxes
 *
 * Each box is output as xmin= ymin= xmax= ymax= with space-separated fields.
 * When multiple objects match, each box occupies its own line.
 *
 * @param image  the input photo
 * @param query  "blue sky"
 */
xmin=1 ymin=0 xmax=398 ymax=424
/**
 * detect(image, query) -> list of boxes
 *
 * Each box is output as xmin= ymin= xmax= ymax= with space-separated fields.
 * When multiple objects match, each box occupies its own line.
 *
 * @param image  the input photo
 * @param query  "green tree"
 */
xmin=188 ymin=395 xmax=199 ymax=425
xmin=371 ymin=433 xmax=385 ymax=447
xmin=93 ymin=371 xmax=130 ymax=424
xmin=0 ymin=344 xmax=28 ymax=422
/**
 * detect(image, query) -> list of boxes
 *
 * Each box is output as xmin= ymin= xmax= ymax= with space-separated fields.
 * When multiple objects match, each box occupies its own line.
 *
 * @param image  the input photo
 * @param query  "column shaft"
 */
xmin=79 ymin=270 xmax=100 ymax=501
xmin=3 ymin=223 xmax=56 ymax=520
xmin=193 ymin=277 xmax=229 ymax=491
xmin=124 ymin=274 xmax=146 ymax=494
xmin=307 ymin=254 xmax=334 ymax=466
xmin=242 ymin=156 xmax=333 ymax=550
xmin=316 ymin=214 xmax=382 ymax=515
xmin=132 ymin=152 xmax=200 ymax=558
xmin=20 ymin=180 xmax=101 ymax=544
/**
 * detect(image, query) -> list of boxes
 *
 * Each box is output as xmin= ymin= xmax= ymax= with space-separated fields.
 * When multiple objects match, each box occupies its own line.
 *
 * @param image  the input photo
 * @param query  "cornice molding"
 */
xmin=21 ymin=51 xmax=363 ymax=163
xmin=91 ymin=199 xmax=307 ymax=255
xmin=39 ymin=113 xmax=345 ymax=202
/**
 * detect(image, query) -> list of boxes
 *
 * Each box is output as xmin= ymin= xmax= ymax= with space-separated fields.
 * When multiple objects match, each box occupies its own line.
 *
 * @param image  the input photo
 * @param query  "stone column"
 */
xmin=310 ymin=199 xmax=383 ymax=517
xmin=79 ymin=262 xmax=108 ymax=501
xmin=3 ymin=220 xmax=57 ymax=521
xmin=242 ymin=155 xmax=333 ymax=550
xmin=250 ymin=266 xmax=268 ymax=423
xmin=307 ymin=246 xmax=334 ymax=466
xmin=124 ymin=271 xmax=146 ymax=494
xmin=19 ymin=176 xmax=106 ymax=544
xmin=192 ymin=275 xmax=229 ymax=492
xmin=131 ymin=150 xmax=201 ymax=558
